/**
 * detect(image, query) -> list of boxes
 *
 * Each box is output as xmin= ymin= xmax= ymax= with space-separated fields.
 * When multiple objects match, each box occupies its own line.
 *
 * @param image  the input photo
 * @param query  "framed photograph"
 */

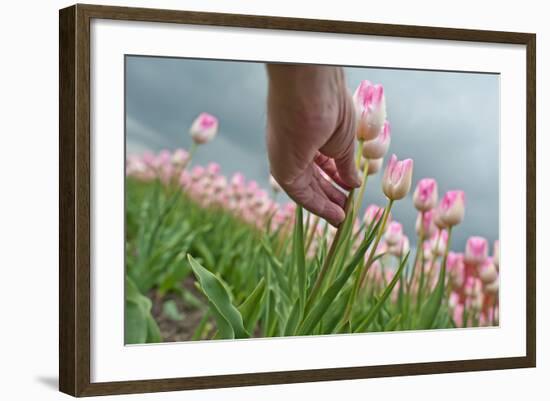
xmin=59 ymin=4 xmax=536 ymax=397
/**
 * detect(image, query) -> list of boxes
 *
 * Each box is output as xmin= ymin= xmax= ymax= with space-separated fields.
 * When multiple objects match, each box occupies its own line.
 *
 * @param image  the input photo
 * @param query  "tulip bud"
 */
xmin=484 ymin=276 xmax=499 ymax=294
xmin=382 ymin=154 xmax=414 ymax=201
xmin=206 ymin=162 xmax=221 ymax=177
xmin=433 ymin=208 xmax=446 ymax=230
xmin=246 ymin=181 xmax=259 ymax=198
xmin=362 ymin=121 xmax=391 ymax=159
xmin=190 ymin=165 xmax=206 ymax=182
xmin=415 ymin=210 xmax=437 ymax=238
xmin=447 ymin=252 xmax=465 ymax=289
xmin=478 ymin=257 xmax=498 ymax=284
xmin=423 ymin=242 xmax=433 ymax=261
xmin=362 ymin=157 xmax=383 ymax=176
xmin=464 ymin=277 xmax=482 ymax=298
xmin=151 ymin=150 xmax=171 ymax=170
xmin=212 ymin=175 xmax=227 ymax=193
xmin=449 ymin=291 xmax=460 ymax=309
xmin=269 ymin=175 xmax=282 ymax=193
xmin=189 ymin=112 xmax=218 ymax=144
xmin=413 ymin=178 xmax=438 ymax=211
xmin=431 ymin=229 xmax=448 ymax=257
xmin=389 ymin=235 xmax=410 ymax=257
xmin=385 ymin=221 xmax=403 ymax=246
xmin=493 ymin=240 xmax=500 ymax=268
xmin=171 ymin=148 xmax=189 ymax=167
xmin=179 ymin=170 xmax=190 ymax=188
xmin=464 ymin=236 xmax=488 ymax=265
xmin=452 ymin=303 xmax=465 ymax=327
xmin=353 ymin=81 xmax=386 ymax=141
xmin=437 ymin=190 xmax=465 ymax=227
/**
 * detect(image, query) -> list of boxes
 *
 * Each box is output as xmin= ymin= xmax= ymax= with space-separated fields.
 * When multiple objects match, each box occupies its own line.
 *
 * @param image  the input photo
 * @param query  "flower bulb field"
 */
xmin=124 ymin=58 xmax=500 ymax=344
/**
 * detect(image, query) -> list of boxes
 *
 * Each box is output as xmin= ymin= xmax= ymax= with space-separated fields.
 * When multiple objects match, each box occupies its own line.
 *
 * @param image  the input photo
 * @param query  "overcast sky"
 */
xmin=125 ymin=56 xmax=500 ymax=251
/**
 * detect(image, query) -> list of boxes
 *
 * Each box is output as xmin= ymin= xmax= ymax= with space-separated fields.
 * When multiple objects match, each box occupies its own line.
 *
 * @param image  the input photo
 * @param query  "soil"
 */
xmin=150 ymin=276 xmax=215 ymax=342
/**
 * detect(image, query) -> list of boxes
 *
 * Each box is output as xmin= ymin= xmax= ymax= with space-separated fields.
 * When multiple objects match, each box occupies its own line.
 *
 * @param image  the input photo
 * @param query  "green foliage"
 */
xmin=125 ymin=178 xmax=455 ymax=344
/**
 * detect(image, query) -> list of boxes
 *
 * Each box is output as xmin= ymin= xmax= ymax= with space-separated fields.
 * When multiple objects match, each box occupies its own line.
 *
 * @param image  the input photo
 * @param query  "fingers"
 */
xmin=319 ymin=90 xmax=361 ymax=189
xmin=283 ymin=166 xmax=346 ymax=227
xmin=333 ymin=141 xmax=361 ymax=188
xmin=314 ymin=153 xmax=351 ymax=190
xmin=313 ymin=167 xmax=347 ymax=208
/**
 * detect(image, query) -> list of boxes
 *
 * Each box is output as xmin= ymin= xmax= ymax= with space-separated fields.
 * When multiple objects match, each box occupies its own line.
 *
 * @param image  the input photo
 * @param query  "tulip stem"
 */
xmin=407 ymin=212 xmax=425 ymax=292
xmin=305 ymin=191 xmax=355 ymax=313
xmin=417 ymin=228 xmax=440 ymax=312
xmin=353 ymin=159 xmax=370 ymax=217
xmin=355 ymin=140 xmax=364 ymax=168
xmin=342 ymin=198 xmax=393 ymax=325
xmin=305 ymin=215 xmax=320 ymax=254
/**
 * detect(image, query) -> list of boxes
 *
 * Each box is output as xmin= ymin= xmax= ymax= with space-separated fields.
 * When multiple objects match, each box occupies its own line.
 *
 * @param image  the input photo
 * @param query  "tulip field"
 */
xmin=124 ymin=81 xmax=499 ymax=344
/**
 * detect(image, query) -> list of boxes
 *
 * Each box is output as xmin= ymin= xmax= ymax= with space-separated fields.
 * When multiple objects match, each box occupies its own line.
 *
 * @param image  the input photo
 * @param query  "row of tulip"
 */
xmin=124 ymin=79 xmax=499 ymax=343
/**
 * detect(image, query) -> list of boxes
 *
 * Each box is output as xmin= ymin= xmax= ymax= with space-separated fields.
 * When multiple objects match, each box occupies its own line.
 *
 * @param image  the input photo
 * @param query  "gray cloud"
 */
xmin=125 ymin=56 xmax=499 ymax=252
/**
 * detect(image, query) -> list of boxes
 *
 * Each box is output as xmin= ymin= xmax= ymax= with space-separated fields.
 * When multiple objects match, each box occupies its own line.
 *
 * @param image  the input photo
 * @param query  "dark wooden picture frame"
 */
xmin=59 ymin=3 xmax=536 ymax=397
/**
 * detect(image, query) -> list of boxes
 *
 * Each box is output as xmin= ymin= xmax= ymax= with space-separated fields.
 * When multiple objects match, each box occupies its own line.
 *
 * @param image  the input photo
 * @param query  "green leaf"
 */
xmin=162 ymin=299 xmax=184 ymax=321
xmin=191 ymin=311 xmax=211 ymax=341
xmin=284 ymin=302 xmax=301 ymax=336
xmin=193 ymin=238 xmax=215 ymax=269
xmin=238 ymin=278 xmax=266 ymax=333
xmin=293 ymin=206 xmax=306 ymax=316
xmin=297 ymin=226 xmax=378 ymax=335
xmin=188 ymin=255 xmax=248 ymax=339
xmin=416 ymin=229 xmax=452 ymax=330
xmin=384 ymin=314 xmax=401 ymax=331
xmin=354 ymin=251 xmax=410 ymax=332
xmin=146 ymin=315 xmax=162 ymax=343
xmin=125 ymin=302 xmax=148 ymax=344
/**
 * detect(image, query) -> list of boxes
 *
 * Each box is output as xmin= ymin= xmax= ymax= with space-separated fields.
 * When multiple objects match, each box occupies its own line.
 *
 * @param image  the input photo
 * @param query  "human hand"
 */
xmin=266 ymin=65 xmax=361 ymax=226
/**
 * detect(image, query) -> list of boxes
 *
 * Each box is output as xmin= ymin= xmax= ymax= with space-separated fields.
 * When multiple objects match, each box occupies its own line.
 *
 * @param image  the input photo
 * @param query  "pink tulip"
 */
xmin=464 ymin=236 xmax=488 ymax=265
xmin=447 ymin=252 xmax=465 ymax=289
xmin=206 ymin=162 xmax=221 ymax=177
xmin=179 ymin=170 xmax=191 ymax=188
xmin=447 ymin=251 xmax=464 ymax=272
xmin=484 ymin=277 xmax=499 ymax=294
xmin=478 ymin=257 xmax=498 ymax=284
xmin=382 ymin=154 xmax=414 ymax=201
xmin=141 ymin=151 xmax=156 ymax=168
xmin=415 ymin=209 xmax=437 ymax=238
xmin=246 ymin=181 xmax=259 ymax=197
xmin=189 ymin=112 xmax=218 ymax=144
xmin=388 ymin=235 xmax=410 ymax=257
xmin=353 ymin=81 xmax=386 ymax=141
xmin=385 ymin=221 xmax=403 ymax=246
xmin=452 ymin=303 xmax=465 ymax=327
xmin=464 ymin=277 xmax=482 ymax=298
xmin=362 ymin=121 xmax=391 ymax=159
xmin=152 ymin=149 xmax=171 ymax=169
xmin=423 ymin=242 xmax=433 ymax=261
xmin=363 ymin=204 xmax=389 ymax=227
xmin=171 ymin=148 xmax=189 ymax=167
xmin=449 ymin=291 xmax=460 ymax=309
xmin=437 ymin=190 xmax=465 ymax=227
xmin=431 ymin=229 xmax=448 ymax=256
xmin=190 ymin=165 xmax=206 ymax=182
xmin=365 ymin=158 xmax=383 ymax=176
xmin=413 ymin=178 xmax=438 ymax=212
xmin=212 ymin=175 xmax=227 ymax=193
